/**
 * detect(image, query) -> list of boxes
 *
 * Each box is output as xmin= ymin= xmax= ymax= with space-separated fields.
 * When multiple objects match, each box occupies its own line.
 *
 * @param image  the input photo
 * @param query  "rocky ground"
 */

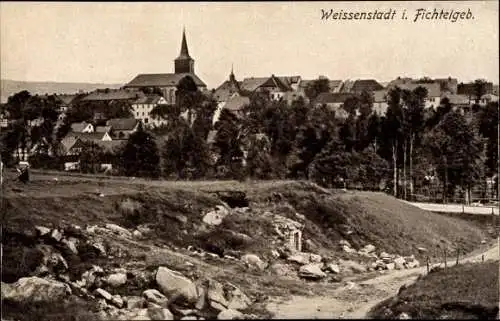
xmin=1 ymin=178 xmax=495 ymax=320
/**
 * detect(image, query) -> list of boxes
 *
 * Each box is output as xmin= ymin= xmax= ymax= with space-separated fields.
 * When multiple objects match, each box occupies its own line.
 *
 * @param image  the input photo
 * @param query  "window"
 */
xmin=145 ymin=118 xmax=149 ymax=124
xmin=142 ymin=112 xmax=144 ymax=116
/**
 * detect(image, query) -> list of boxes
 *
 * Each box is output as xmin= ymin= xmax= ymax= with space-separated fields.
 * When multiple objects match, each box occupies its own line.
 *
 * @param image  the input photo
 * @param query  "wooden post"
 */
xmin=444 ymin=249 xmax=447 ymax=269
xmin=426 ymin=256 xmax=430 ymax=274
xmin=456 ymin=248 xmax=459 ymax=266
xmin=482 ymin=254 xmax=485 ymax=262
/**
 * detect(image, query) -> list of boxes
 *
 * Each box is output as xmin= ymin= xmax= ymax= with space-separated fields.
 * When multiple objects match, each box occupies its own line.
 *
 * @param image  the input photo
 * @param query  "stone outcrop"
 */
xmin=2 ymin=277 xmax=71 ymax=303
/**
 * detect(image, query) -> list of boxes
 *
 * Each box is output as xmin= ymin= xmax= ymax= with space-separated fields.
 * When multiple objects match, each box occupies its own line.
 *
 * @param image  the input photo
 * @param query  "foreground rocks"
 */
xmin=2 ymin=276 xmax=71 ymax=302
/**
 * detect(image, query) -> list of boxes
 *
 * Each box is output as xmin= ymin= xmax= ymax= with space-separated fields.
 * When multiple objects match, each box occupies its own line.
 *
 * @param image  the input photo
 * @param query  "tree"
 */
xmin=118 ymin=129 xmax=160 ymax=178
xmin=304 ymin=78 xmax=330 ymax=101
xmin=473 ymin=79 xmax=487 ymax=104
xmin=79 ymin=141 xmax=104 ymax=174
xmin=381 ymin=87 xmax=404 ymax=197
xmin=213 ymin=109 xmax=245 ymax=178
xmin=401 ymin=86 xmax=427 ymax=200
xmin=424 ymin=111 xmax=484 ymax=203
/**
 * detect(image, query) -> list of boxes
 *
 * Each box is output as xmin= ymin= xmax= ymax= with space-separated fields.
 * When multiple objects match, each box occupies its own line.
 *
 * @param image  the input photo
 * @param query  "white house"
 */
xmin=71 ymin=121 xmax=94 ymax=133
xmin=131 ymin=95 xmax=168 ymax=128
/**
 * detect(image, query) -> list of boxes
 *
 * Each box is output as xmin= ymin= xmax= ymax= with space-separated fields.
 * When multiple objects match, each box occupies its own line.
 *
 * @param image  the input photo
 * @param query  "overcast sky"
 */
xmin=1 ymin=1 xmax=498 ymax=89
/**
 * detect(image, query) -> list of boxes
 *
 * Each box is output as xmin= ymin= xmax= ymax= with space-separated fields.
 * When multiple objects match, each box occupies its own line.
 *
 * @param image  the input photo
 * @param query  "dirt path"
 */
xmin=266 ymin=241 xmax=499 ymax=319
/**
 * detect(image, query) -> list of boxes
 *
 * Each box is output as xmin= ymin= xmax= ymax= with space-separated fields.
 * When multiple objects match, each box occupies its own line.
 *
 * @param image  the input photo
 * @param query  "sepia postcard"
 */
xmin=0 ymin=1 xmax=499 ymax=320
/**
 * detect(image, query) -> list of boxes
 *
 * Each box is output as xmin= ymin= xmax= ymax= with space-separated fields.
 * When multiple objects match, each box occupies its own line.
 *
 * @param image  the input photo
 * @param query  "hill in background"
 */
xmin=1 ymin=79 xmax=124 ymax=103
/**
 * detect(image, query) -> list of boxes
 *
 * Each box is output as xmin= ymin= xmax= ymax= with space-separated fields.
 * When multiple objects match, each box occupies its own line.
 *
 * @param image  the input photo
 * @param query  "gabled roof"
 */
xmin=397 ymin=82 xmax=441 ymax=97
xmin=351 ymin=79 xmax=384 ymax=93
xmin=82 ymin=89 xmax=141 ymax=101
xmin=70 ymin=121 xmax=91 ymax=133
xmin=132 ymin=94 xmax=165 ymax=105
xmin=240 ymin=77 xmax=270 ymax=92
xmin=314 ymin=92 xmax=355 ymax=105
xmin=95 ymin=125 xmax=112 ymax=133
xmin=56 ymin=94 xmax=78 ymax=105
xmin=214 ymin=78 xmax=241 ymax=102
xmin=66 ymin=131 xmax=109 ymax=141
xmin=223 ymin=96 xmax=250 ymax=112
xmin=442 ymin=94 xmax=470 ymax=106
xmin=107 ymin=118 xmax=140 ymax=131
xmin=125 ymin=73 xmax=206 ymax=88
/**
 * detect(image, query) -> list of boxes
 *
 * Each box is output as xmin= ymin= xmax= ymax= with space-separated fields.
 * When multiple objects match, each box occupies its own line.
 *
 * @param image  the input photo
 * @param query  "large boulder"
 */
xmin=241 ymin=254 xmax=267 ymax=270
xmin=361 ymin=244 xmax=376 ymax=253
xmin=298 ymin=263 xmax=327 ymax=280
xmin=147 ymin=307 xmax=174 ymax=320
xmin=155 ymin=267 xmax=198 ymax=305
xmin=2 ymin=277 xmax=71 ymax=302
xmin=127 ymin=296 xmax=147 ymax=309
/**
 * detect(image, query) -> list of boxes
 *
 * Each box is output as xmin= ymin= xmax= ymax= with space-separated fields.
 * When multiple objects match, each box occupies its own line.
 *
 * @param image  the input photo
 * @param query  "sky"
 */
xmin=1 ymin=1 xmax=498 ymax=89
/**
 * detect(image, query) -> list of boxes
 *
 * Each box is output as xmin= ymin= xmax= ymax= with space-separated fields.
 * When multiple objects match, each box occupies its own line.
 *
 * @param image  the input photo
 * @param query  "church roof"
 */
xmin=125 ymin=73 xmax=206 ymax=88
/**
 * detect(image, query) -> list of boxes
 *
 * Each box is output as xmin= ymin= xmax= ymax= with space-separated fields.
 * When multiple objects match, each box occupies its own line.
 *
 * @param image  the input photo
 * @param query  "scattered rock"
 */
xmin=269 ymin=263 xmax=294 ymax=277
xmin=362 ymin=244 xmax=376 ymax=253
xmin=143 ymin=289 xmax=168 ymax=306
xmin=241 ymin=254 xmax=267 ymax=270
xmin=155 ymin=267 xmax=198 ymax=305
xmin=111 ymin=294 xmax=124 ymax=308
xmin=225 ymin=283 xmax=251 ymax=310
xmin=325 ymin=263 xmax=340 ymax=274
xmin=105 ymin=223 xmax=132 ymax=238
xmin=207 ymin=279 xmax=229 ymax=308
xmin=481 ymin=239 xmax=487 ymax=244
xmin=133 ymin=230 xmax=143 ymax=238
xmin=217 ymin=309 xmax=244 ymax=320
xmin=380 ymin=251 xmax=391 ymax=259
xmin=89 ymin=241 xmax=107 ymax=256
xmin=342 ymin=245 xmax=356 ymax=254
xmin=1 ymin=277 xmax=71 ymax=303
xmin=50 ymin=229 xmax=63 ymax=242
xmin=309 ymin=253 xmax=322 ymax=263
xmin=61 ymin=237 xmax=79 ymax=254
xmin=398 ymin=312 xmax=411 ymax=319
xmin=298 ymin=263 xmax=327 ymax=280
xmin=386 ymin=263 xmax=395 ymax=270
xmin=35 ymin=225 xmax=51 ymax=237
xmin=106 ymin=273 xmax=128 ymax=287
xmin=96 ymin=288 xmax=113 ymax=301
xmin=181 ymin=317 xmax=197 ymax=320
xmin=417 ymin=247 xmax=428 ymax=253
xmin=407 ymin=260 xmax=420 ymax=268
xmin=127 ymin=296 xmax=146 ymax=309
xmin=203 ymin=205 xmax=230 ymax=226
xmin=148 ymin=307 xmax=174 ymax=320
xmin=287 ymin=253 xmax=310 ymax=265
xmin=340 ymin=260 xmax=366 ymax=274
xmin=393 ymin=257 xmax=406 ymax=270
xmin=339 ymin=239 xmax=351 ymax=247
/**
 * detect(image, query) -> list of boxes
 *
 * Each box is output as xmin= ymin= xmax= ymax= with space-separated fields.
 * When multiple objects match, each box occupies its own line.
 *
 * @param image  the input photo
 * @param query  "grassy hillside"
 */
xmin=2 ymin=178 xmax=488 ymax=263
xmin=368 ymin=261 xmax=499 ymax=319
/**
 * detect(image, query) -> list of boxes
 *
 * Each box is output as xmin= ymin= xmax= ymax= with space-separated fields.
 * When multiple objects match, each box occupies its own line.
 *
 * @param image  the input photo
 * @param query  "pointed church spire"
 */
xmin=179 ymin=27 xmax=190 ymax=58
xmin=175 ymin=27 xmax=194 ymax=74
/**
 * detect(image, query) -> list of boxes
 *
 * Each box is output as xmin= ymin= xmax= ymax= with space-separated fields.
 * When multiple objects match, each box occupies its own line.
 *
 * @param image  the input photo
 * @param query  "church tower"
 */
xmin=174 ymin=28 xmax=195 ymax=74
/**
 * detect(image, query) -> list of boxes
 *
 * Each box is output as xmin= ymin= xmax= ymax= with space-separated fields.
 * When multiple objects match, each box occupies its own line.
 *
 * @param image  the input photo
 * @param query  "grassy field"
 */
xmin=367 ymin=261 xmax=499 ymax=319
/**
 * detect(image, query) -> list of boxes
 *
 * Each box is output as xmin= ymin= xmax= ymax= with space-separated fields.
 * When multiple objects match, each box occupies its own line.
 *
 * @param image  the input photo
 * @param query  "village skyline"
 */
xmin=1 ymin=1 xmax=499 ymax=89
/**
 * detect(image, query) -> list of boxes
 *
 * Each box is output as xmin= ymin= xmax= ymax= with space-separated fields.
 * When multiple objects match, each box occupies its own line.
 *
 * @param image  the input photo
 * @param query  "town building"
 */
xmin=124 ymin=28 xmax=207 ymax=105
xmin=131 ymin=94 xmax=168 ymax=128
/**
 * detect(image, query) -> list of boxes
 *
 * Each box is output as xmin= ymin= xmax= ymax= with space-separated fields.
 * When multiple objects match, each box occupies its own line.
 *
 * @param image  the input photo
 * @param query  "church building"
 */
xmin=124 ymin=28 xmax=207 ymax=105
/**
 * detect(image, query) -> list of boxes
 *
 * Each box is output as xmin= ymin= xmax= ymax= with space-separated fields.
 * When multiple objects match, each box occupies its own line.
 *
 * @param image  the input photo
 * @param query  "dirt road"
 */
xmin=266 ymin=241 xmax=499 ymax=319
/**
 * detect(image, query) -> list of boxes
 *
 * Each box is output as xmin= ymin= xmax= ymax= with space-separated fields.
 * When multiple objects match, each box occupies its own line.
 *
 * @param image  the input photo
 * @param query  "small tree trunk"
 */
xmin=392 ymin=141 xmax=398 ymax=197
xmin=443 ymin=158 xmax=448 ymax=203
xmin=403 ymin=139 xmax=407 ymax=200
xmin=409 ymin=134 xmax=414 ymax=201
